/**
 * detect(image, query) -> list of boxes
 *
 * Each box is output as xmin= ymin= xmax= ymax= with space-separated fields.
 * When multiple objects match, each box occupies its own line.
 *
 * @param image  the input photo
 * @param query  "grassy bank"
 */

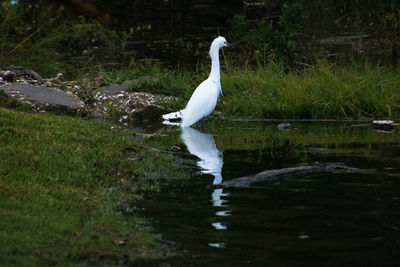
xmin=221 ymin=62 xmax=400 ymax=119
xmin=0 ymin=107 xmax=187 ymax=265
xmin=100 ymin=61 xmax=400 ymax=120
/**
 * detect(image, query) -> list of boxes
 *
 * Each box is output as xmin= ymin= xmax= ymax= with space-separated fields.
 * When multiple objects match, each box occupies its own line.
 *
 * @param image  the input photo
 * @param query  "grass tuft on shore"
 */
xmin=220 ymin=62 xmax=400 ymax=119
xmin=103 ymin=61 xmax=400 ymax=119
xmin=0 ymin=107 xmax=186 ymax=265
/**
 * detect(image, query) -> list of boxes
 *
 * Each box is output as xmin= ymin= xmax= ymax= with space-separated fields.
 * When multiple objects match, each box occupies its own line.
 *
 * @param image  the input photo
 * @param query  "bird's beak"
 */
xmin=225 ymin=43 xmax=234 ymax=47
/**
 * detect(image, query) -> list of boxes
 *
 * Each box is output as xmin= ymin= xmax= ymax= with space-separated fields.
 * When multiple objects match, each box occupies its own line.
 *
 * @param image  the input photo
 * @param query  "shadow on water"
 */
xmin=137 ymin=121 xmax=400 ymax=265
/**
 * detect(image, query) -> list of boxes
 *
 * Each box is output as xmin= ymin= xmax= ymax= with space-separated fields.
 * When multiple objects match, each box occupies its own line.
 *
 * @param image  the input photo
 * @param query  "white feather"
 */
xmin=181 ymin=79 xmax=221 ymax=127
xmin=162 ymin=110 xmax=184 ymax=120
xmin=162 ymin=36 xmax=230 ymax=127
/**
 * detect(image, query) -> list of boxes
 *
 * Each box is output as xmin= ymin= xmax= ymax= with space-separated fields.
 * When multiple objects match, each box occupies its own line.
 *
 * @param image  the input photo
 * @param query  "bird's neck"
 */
xmin=209 ymin=47 xmax=220 ymax=81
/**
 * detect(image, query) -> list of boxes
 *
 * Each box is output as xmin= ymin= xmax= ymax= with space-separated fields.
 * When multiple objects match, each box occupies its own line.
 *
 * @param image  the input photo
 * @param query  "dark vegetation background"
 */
xmin=1 ymin=0 xmax=399 ymax=78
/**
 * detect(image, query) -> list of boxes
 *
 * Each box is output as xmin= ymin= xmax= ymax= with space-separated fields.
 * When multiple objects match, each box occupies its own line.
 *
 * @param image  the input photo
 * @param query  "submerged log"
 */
xmin=217 ymin=163 xmax=359 ymax=188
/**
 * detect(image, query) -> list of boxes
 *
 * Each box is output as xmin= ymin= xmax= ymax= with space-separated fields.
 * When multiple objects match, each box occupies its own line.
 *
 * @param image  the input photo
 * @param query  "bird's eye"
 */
xmin=224 ymin=41 xmax=227 ymax=44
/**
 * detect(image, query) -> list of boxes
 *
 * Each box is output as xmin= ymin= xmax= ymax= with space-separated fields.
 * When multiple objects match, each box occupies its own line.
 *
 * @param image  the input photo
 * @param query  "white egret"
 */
xmin=162 ymin=36 xmax=232 ymax=127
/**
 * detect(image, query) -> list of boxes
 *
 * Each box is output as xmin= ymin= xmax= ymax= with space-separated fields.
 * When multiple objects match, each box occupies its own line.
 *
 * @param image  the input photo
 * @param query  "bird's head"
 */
xmin=211 ymin=36 xmax=232 ymax=50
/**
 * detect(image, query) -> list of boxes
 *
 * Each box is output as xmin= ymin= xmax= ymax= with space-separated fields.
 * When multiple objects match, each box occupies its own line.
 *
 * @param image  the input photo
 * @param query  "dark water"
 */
xmin=100 ymin=1 xmax=393 ymax=66
xmin=139 ymin=121 xmax=400 ymax=265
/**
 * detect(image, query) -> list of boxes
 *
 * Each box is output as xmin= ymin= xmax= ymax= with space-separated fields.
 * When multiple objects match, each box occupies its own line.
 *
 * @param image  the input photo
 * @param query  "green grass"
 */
xmin=221 ymin=62 xmax=400 ymax=119
xmin=0 ymin=107 xmax=187 ymax=265
xmin=103 ymin=60 xmax=202 ymax=95
xmin=98 ymin=60 xmax=204 ymax=111
xmin=101 ymin=61 xmax=400 ymax=120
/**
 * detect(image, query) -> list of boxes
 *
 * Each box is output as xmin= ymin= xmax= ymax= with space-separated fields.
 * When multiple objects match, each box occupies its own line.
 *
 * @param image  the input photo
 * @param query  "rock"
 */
xmin=0 ymin=66 xmax=42 ymax=83
xmin=93 ymin=88 xmax=176 ymax=122
xmin=94 ymin=81 xmax=131 ymax=94
xmin=0 ymin=67 xmax=80 ymax=93
xmin=277 ymin=122 xmax=291 ymax=131
xmin=0 ymin=67 xmax=175 ymax=122
xmin=56 ymin=73 xmax=64 ymax=80
xmin=0 ymin=83 xmax=85 ymax=112
xmin=131 ymin=104 xmax=167 ymax=121
xmin=93 ymin=76 xmax=160 ymax=94
xmin=39 ymin=73 xmax=84 ymax=93
xmin=372 ymin=120 xmax=395 ymax=131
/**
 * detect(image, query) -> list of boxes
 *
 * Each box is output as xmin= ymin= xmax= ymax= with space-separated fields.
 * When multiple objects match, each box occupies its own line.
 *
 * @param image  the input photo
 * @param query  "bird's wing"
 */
xmin=181 ymin=79 xmax=220 ymax=127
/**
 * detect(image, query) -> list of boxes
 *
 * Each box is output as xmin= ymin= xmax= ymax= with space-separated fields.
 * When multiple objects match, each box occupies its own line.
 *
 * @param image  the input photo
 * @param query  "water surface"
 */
xmin=140 ymin=121 xmax=400 ymax=265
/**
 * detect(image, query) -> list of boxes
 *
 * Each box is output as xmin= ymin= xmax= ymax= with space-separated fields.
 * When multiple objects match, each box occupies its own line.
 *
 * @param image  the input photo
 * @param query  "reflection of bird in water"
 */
xmin=163 ymin=36 xmax=232 ymax=127
xmin=181 ymin=127 xmax=222 ymax=185
xmin=180 ymin=127 xmax=229 ymax=216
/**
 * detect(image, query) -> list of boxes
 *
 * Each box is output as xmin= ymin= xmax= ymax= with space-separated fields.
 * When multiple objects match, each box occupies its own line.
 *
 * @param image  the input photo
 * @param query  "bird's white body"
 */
xmin=162 ymin=36 xmax=230 ymax=127
xmin=181 ymin=78 xmax=221 ymax=127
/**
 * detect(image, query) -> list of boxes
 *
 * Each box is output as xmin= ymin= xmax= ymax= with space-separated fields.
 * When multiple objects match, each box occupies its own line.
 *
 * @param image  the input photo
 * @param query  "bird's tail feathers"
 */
xmin=162 ymin=120 xmax=181 ymax=126
xmin=162 ymin=110 xmax=184 ymax=121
